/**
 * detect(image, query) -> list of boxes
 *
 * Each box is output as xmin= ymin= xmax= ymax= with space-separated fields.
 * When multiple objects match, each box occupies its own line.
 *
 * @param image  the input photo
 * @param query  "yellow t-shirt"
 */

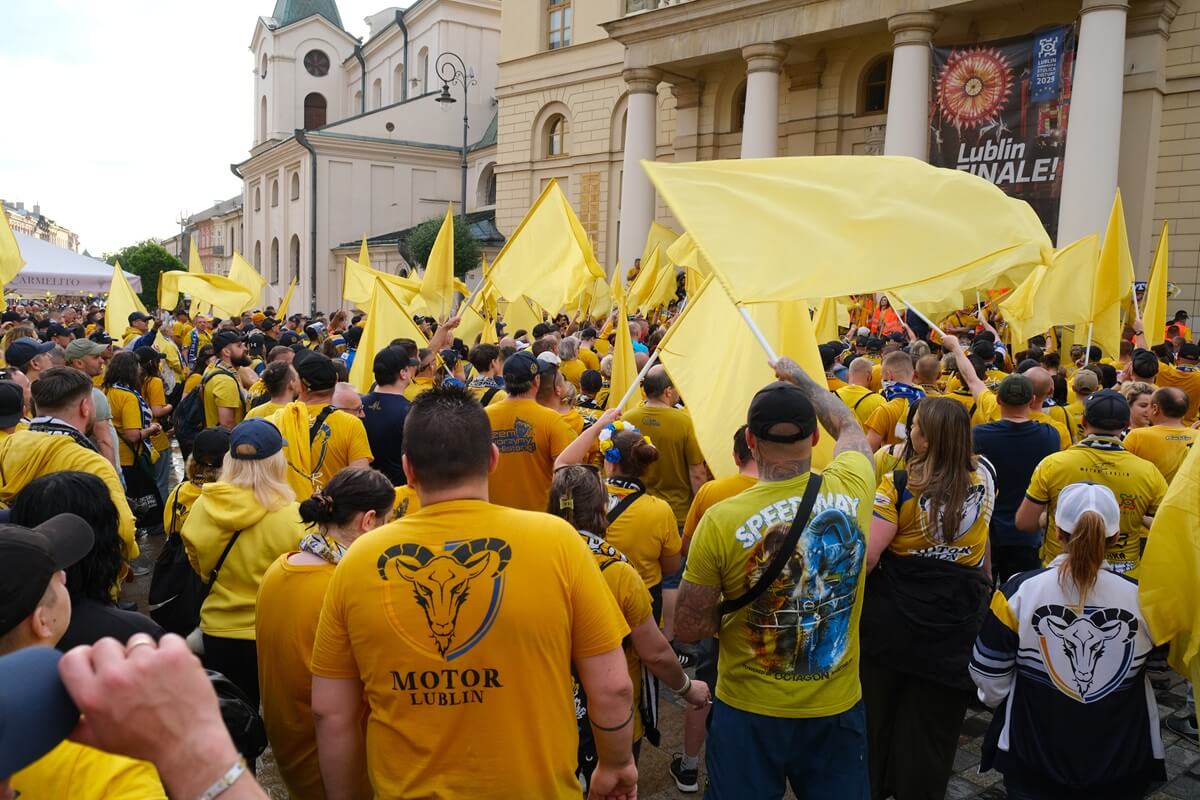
xmin=183 ymin=371 xmax=202 ymax=398
xmin=402 ymin=375 xmax=435 ymax=402
xmin=560 ymin=407 xmax=585 ymax=436
xmin=1065 ymin=399 xmax=1087 ymax=440
xmin=623 ymin=405 xmax=705 ymax=526
xmin=945 ymin=369 xmax=1008 ymax=395
xmin=1028 ymin=410 xmax=1071 ymax=450
xmin=141 ymin=376 xmax=170 ymax=452
xmin=873 ymin=463 xmax=996 ymax=566
xmin=1124 ymin=424 xmax=1200 ymax=484
xmin=257 ymin=554 xmax=371 ymax=800
xmin=869 ymin=363 xmax=884 ymax=393
xmin=684 ymin=451 xmax=875 ymax=718
xmin=835 ymin=385 xmax=886 ymax=427
xmin=683 ymin=473 xmax=758 ymax=540
xmin=604 ymin=480 xmax=681 ymax=588
xmin=970 ymin=390 xmax=1001 ymax=427
xmin=106 ymin=385 xmax=154 ymax=468
xmin=577 ymin=530 xmax=654 ymax=743
xmin=392 ymin=484 xmax=421 ymax=520
xmin=268 ymin=402 xmax=375 ymax=501
xmin=201 ymin=364 xmax=246 ymax=429
xmin=310 ymin=499 xmax=629 ymax=799
xmin=579 ymin=348 xmax=600 ymax=372
xmin=560 ymin=358 xmax=585 ymax=390
xmin=1027 ymin=437 xmax=1169 ymax=572
xmin=10 ymin=740 xmax=165 ymax=799
xmin=467 ymin=380 xmax=508 ymax=406
xmin=873 ymin=445 xmax=906 ymax=484
xmin=484 ymin=398 xmax=577 ymax=511
xmin=864 ymin=396 xmax=912 ymax=446
xmin=1156 ymin=364 xmax=1200 ymax=422
xmin=245 ymin=399 xmax=290 ymax=419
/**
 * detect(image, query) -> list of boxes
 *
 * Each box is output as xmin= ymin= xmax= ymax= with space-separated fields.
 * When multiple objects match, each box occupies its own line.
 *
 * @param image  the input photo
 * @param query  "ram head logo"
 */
xmin=1032 ymin=604 xmax=1138 ymax=701
xmin=377 ymin=538 xmax=511 ymax=656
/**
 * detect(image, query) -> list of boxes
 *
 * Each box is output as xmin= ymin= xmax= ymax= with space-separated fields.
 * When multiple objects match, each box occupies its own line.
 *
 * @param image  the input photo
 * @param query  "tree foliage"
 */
xmin=103 ymin=240 xmax=183 ymax=308
xmin=404 ymin=215 xmax=481 ymax=278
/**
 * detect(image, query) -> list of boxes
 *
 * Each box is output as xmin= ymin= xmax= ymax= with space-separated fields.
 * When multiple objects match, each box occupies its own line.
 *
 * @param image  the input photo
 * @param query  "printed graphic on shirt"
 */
xmin=744 ymin=507 xmax=865 ymax=678
xmin=493 ymin=419 xmax=535 ymax=453
xmin=1030 ymin=604 xmax=1139 ymax=703
xmin=377 ymin=537 xmax=512 ymax=660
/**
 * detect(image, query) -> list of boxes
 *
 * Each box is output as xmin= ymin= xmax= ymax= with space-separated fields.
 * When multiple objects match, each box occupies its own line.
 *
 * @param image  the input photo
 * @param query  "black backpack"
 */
xmin=173 ymin=368 xmax=239 ymax=443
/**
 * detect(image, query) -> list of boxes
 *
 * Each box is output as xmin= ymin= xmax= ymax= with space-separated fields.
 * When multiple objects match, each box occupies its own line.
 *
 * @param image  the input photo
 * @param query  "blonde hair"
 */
xmin=1119 ymin=381 xmax=1155 ymax=406
xmin=218 ymin=450 xmax=294 ymax=511
xmin=1059 ymin=511 xmax=1111 ymax=606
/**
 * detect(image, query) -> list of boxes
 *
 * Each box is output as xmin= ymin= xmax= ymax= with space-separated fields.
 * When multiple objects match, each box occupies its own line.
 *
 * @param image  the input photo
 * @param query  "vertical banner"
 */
xmin=930 ymin=26 xmax=1076 ymax=242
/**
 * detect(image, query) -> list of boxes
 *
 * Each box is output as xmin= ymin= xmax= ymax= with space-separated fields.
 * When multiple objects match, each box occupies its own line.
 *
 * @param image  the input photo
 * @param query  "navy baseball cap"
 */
xmin=229 ymin=419 xmax=286 ymax=460
xmin=5 ymin=337 xmax=54 ymax=368
xmin=1084 ymin=389 xmax=1131 ymax=431
xmin=0 ymin=647 xmax=80 ymax=775
xmin=502 ymin=351 xmax=554 ymax=384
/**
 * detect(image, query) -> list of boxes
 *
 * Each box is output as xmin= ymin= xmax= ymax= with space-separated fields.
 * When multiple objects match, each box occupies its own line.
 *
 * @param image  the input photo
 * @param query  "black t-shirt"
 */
xmin=972 ymin=419 xmax=1061 ymax=548
xmin=57 ymin=599 xmax=164 ymax=652
xmin=362 ymin=390 xmax=411 ymax=486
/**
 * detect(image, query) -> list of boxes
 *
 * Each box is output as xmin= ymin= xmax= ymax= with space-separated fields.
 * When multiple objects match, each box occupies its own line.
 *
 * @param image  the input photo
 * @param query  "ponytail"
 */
xmin=298 ymin=467 xmax=395 ymax=530
xmin=1059 ymin=511 xmax=1109 ymax=604
xmin=611 ymin=429 xmax=659 ymax=478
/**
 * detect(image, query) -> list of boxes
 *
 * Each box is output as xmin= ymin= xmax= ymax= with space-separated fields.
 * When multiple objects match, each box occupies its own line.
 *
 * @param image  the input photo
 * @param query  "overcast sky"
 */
xmin=0 ymin=0 xmax=397 ymax=256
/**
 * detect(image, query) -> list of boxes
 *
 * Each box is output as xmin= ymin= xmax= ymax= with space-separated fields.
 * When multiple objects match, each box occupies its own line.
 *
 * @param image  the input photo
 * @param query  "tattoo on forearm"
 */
xmin=675 ymin=582 xmax=721 ymax=642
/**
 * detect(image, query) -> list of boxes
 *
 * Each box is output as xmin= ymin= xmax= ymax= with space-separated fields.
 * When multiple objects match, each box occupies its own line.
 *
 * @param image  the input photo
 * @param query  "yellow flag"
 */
xmin=999 ymin=235 xmax=1099 ymax=346
xmin=639 ymin=254 xmax=679 ymax=316
xmin=641 ymin=221 xmax=680 ymax=270
xmin=358 ymin=236 xmax=372 ymax=270
xmin=348 ymin=282 xmax=430 ymax=393
xmin=644 ymin=156 xmax=1053 ymax=305
xmin=343 ymin=256 xmax=421 ymax=309
xmin=607 ymin=294 xmax=640 ymax=413
xmin=627 ymin=246 xmax=661 ymax=313
xmin=1091 ymin=191 xmax=1135 ymax=357
xmin=0 ymin=208 xmax=25 ymax=310
xmin=1142 ymin=223 xmax=1169 ymax=346
xmin=418 ymin=206 xmax=456 ymax=320
xmin=487 ymin=179 xmax=604 ymax=313
xmin=504 ymin=295 xmax=544 ymax=337
xmin=105 ymin=261 xmax=148 ymax=338
xmin=885 ymin=240 xmax=1046 ymax=320
xmin=1140 ymin=442 xmax=1200 ymax=676
xmin=187 ymin=238 xmax=210 ymax=317
xmin=277 ymin=279 xmax=297 ymax=318
xmin=158 ymin=272 xmax=256 ymax=320
xmin=656 ymin=277 xmax=834 ymax=479
xmin=814 ymin=298 xmax=841 ymax=343
xmin=226 ymin=252 xmax=267 ymax=315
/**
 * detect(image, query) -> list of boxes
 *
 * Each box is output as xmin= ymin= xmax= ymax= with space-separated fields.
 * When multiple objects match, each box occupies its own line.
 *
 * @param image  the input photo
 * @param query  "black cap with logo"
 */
xmin=747 ymin=382 xmax=818 ymax=443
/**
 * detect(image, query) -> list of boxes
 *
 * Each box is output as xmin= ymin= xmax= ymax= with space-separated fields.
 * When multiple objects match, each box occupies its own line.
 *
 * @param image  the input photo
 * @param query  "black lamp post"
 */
xmin=434 ymin=52 xmax=476 ymax=221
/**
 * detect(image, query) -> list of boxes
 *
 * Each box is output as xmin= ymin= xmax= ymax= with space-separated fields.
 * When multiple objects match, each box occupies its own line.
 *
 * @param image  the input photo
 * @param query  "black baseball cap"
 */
xmin=1178 ymin=342 xmax=1200 ymax=361
xmin=88 ymin=331 xmax=114 ymax=345
xmin=211 ymin=330 xmax=245 ymax=354
xmin=747 ymin=382 xmax=818 ymax=443
xmin=1084 ymin=389 xmax=1131 ymax=431
xmin=0 ymin=514 xmax=94 ymax=638
xmin=259 ymin=318 xmax=279 ymax=332
xmin=5 ymin=337 xmax=54 ymax=368
xmin=127 ymin=311 xmax=149 ymax=324
xmin=192 ymin=428 xmax=231 ymax=468
xmin=374 ymin=345 xmax=419 ymax=377
xmin=1131 ymin=348 xmax=1160 ymax=379
xmin=0 ymin=381 xmax=23 ymax=427
xmin=278 ymin=331 xmax=301 ymax=348
xmin=0 ymin=647 xmax=80 ymax=776
xmin=46 ymin=323 xmax=69 ymax=338
xmin=292 ymin=349 xmax=337 ymax=392
xmin=818 ymin=343 xmax=839 ymax=371
xmin=865 ymin=336 xmax=884 ymax=352
xmin=970 ymin=339 xmax=996 ymax=361
xmin=503 ymin=351 xmax=554 ymax=384
xmin=133 ymin=346 xmax=163 ymax=366
xmin=996 ymin=374 xmax=1034 ymax=407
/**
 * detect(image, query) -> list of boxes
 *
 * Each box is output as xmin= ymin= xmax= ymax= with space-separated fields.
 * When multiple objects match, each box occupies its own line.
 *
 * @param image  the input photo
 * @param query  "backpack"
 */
xmin=173 ymin=368 xmax=239 ymax=442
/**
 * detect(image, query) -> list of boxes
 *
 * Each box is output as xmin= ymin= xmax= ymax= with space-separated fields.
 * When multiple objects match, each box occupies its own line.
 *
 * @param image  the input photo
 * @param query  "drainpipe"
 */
xmin=397 ymin=9 xmax=409 ymax=102
xmin=229 ymin=163 xmax=242 ymax=180
xmin=353 ymin=43 xmax=367 ymax=114
xmin=295 ymin=130 xmax=319 ymax=316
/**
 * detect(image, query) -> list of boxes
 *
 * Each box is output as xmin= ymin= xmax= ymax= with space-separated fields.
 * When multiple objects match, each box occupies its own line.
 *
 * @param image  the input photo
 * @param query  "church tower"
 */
xmin=251 ymin=0 xmax=355 ymax=148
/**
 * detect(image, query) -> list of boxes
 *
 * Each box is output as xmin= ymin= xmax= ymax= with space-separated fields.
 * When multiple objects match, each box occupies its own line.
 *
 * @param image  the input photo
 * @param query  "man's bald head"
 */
xmin=1025 ymin=367 xmax=1054 ymax=403
xmin=847 ymin=357 xmax=873 ymax=387
xmin=643 ymin=365 xmax=673 ymax=398
xmin=1151 ymin=387 xmax=1189 ymax=422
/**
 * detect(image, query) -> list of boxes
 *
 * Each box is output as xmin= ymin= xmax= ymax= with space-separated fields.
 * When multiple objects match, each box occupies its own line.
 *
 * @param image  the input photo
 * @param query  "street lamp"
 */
xmin=434 ymin=52 xmax=476 ymax=222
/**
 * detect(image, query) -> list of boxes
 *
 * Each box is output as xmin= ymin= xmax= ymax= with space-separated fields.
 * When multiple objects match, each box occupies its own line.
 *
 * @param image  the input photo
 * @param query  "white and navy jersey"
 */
xmin=969 ymin=556 xmax=1165 ymax=789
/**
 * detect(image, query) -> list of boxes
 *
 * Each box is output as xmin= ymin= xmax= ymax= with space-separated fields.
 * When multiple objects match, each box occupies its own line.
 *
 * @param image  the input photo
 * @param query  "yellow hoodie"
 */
xmin=0 ymin=430 xmax=138 ymax=559
xmin=181 ymin=482 xmax=301 ymax=639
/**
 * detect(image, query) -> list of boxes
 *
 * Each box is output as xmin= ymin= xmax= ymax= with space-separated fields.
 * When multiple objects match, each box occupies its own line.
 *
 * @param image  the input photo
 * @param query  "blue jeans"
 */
xmin=661 ymin=553 xmax=687 ymax=589
xmin=705 ymin=699 xmax=870 ymax=799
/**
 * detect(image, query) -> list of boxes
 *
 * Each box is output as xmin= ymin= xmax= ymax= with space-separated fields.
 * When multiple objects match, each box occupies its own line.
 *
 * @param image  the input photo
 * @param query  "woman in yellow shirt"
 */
xmin=555 ymin=408 xmax=682 ymax=623
xmin=181 ymin=418 xmax=301 ymax=714
xmin=256 ymin=467 xmax=394 ymax=800
xmin=135 ymin=347 xmax=175 ymax=503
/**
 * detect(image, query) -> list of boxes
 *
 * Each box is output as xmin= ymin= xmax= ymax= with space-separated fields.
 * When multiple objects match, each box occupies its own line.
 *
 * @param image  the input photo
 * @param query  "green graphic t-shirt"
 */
xmin=684 ymin=450 xmax=874 ymax=718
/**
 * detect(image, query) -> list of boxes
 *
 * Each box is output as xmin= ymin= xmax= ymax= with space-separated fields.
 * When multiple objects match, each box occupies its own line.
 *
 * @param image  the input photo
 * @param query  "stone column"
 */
xmin=1118 ymin=0 xmax=1179 ymax=264
xmin=740 ymin=43 xmax=789 ymax=159
xmin=618 ymin=68 xmax=662 ymax=271
xmin=1057 ymin=0 xmax=1131 ymax=246
xmin=883 ymin=11 xmax=941 ymax=159
xmin=670 ymin=80 xmax=704 ymax=164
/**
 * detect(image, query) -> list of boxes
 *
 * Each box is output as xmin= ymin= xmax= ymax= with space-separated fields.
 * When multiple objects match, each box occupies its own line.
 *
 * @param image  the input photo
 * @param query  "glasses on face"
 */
xmin=335 ymin=405 xmax=365 ymax=417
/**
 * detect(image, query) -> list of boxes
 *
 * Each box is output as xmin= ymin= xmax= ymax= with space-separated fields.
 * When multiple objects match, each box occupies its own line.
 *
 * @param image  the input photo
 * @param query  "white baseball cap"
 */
xmin=1056 ymin=483 xmax=1120 ymax=536
xmin=537 ymin=351 xmax=562 ymax=366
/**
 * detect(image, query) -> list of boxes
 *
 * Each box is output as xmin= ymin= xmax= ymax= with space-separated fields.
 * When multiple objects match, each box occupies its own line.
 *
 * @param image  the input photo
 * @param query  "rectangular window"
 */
xmin=548 ymin=1 xmax=571 ymax=50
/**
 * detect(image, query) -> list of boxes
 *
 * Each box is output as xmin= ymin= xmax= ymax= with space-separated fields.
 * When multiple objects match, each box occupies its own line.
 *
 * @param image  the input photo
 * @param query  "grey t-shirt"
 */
xmin=91 ymin=388 xmax=123 ymax=482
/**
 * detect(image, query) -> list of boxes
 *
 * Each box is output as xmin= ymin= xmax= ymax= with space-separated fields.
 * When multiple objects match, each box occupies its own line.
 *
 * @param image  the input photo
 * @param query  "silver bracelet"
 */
xmin=195 ymin=757 xmax=248 ymax=800
xmin=672 ymin=673 xmax=692 ymax=697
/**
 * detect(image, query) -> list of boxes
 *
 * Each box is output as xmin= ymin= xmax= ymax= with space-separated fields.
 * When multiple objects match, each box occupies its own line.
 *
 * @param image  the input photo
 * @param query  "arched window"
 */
xmin=271 ymin=179 xmax=280 ymax=207
xmin=860 ymin=55 xmax=892 ymax=115
xmin=419 ymin=48 xmax=430 ymax=94
xmin=477 ymin=163 xmax=497 ymax=207
xmin=303 ymin=92 xmax=327 ymax=129
xmin=270 ymin=238 xmax=280 ymax=284
xmin=372 ymin=78 xmax=383 ymax=109
xmin=289 ymin=235 xmax=301 ymax=282
xmin=254 ymin=187 xmax=261 ymax=212
xmin=393 ymin=64 xmax=405 ymax=102
xmin=260 ymin=53 xmax=268 ymax=79
xmin=259 ymin=96 xmax=268 ymax=141
xmin=253 ymin=241 xmax=261 ymax=270
xmin=290 ymin=172 xmax=300 ymax=201
xmin=546 ymin=114 xmax=567 ymax=157
xmin=731 ymin=81 xmax=747 ymax=133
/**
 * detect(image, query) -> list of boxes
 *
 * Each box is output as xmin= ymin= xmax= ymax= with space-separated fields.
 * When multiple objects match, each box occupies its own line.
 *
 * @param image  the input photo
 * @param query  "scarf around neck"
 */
xmin=299 ymin=532 xmax=349 ymax=565
xmin=883 ymin=382 xmax=926 ymax=404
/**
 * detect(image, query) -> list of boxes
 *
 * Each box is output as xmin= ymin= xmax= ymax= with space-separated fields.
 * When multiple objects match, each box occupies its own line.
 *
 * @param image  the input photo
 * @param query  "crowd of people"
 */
xmin=0 ymin=284 xmax=1196 ymax=800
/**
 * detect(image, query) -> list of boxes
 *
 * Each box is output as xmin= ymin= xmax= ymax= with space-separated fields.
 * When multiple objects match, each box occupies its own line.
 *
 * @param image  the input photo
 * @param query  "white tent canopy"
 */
xmin=6 ymin=232 xmax=142 ymax=297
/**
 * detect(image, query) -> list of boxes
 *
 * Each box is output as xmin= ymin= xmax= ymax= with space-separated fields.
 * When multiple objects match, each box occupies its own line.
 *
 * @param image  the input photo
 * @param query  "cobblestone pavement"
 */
xmin=123 ymin=456 xmax=1198 ymax=799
